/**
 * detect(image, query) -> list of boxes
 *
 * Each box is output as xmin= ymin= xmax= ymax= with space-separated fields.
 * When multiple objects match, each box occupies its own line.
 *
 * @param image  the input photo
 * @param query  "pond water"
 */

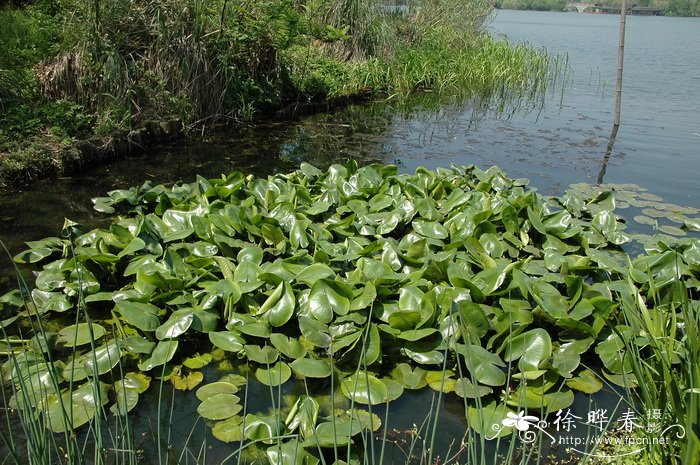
xmin=0 ymin=9 xmax=698 ymax=464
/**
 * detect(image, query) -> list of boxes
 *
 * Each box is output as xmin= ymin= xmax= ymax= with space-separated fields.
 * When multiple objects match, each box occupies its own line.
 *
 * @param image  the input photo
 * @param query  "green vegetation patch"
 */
xmin=2 ymin=162 xmax=698 ymax=462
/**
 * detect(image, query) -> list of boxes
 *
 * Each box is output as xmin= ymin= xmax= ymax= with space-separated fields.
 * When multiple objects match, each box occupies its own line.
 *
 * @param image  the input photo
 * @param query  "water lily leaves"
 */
xmin=244 ymin=414 xmax=281 ymax=443
xmin=390 ymin=363 xmax=428 ymax=390
xmin=245 ymin=345 xmax=279 ymax=364
xmin=43 ymin=380 xmax=109 ymax=433
xmin=57 ymin=323 xmax=107 ymax=347
xmin=115 ymin=300 xmax=161 ymax=332
xmin=14 ymin=161 xmax=700 ymax=445
xmin=308 ymin=279 xmax=351 ymax=323
xmin=285 ymin=396 xmax=319 ymax=439
xmin=551 ymin=338 xmax=594 ymax=377
xmin=566 ymin=369 xmax=603 ymax=394
xmin=182 ymin=353 xmax=213 ymax=370
xmin=595 ymin=327 xmax=634 ymax=374
xmin=112 ymin=372 xmax=151 ymax=415
xmin=267 ymin=439 xmax=320 ymax=465
xmin=310 ymin=421 xmax=353 ymax=447
xmin=503 ymin=328 xmax=552 ymax=372
xmin=197 ymin=393 xmax=242 ymax=420
xmin=340 ymin=372 xmax=388 ymax=405
xmin=467 ymin=402 xmax=513 ymax=438
xmin=454 ymin=344 xmax=506 ymax=386
xmin=298 ymin=316 xmax=331 ymax=348
xmin=290 ymin=358 xmax=332 ymax=379
xmin=412 ymin=219 xmax=448 ymax=240
xmin=196 ymin=381 xmax=239 ymax=401
xmin=138 ymin=340 xmax=179 ymax=371
xmin=259 ymin=281 xmax=296 ymax=327
xmin=155 ymin=309 xmax=193 ymax=340
xmin=455 ymin=378 xmax=492 ymax=399
xmin=83 ymin=339 xmax=122 ymax=376
xmin=171 ymin=369 xmax=204 ymax=390
xmin=269 ymin=333 xmax=307 ymax=359
xmin=455 ymin=300 xmax=490 ymax=342
xmin=255 ymin=362 xmax=292 ymax=386
xmin=295 ymin=263 xmax=335 ymax=286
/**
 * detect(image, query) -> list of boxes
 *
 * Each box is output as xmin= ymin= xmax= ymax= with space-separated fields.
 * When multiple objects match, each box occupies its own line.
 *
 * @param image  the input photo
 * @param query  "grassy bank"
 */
xmin=0 ymin=0 xmax=556 ymax=189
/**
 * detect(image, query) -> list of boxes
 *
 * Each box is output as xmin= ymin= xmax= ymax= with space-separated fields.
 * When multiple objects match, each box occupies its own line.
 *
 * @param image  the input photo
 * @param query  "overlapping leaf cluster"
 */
xmin=2 ymin=162 xmax=697 ymax=454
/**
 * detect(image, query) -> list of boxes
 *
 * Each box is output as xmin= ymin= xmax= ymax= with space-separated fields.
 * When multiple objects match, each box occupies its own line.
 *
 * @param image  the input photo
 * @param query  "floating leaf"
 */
xmin=290 ymin=358 xmax=332 ymax=378
xmin=171 ymin=370 xmax=204 ymax=390
xmin=340 ymin=372 xmax=387 ymax=405
xmin=138 ymin=340 xmax=179 ymax=371
xmin=83 ymin=340 xmax=121 ymax=376
xmin=255 ymin=362 xmax=292 ymax=386
xmin=503 ymin=329 xmax=552 ymax=372
xmin=115 ymin=301 xmax=161 ymax=332
xmin=155 ymin=310 xmax=193 ymax=340
xmin=42 ymin=381 xmax=109 ymax=433
xmin=57 ymin=323 xmax=107 ymax=347
xmin=212 ymin=415 xmax=244 ymax=443
xmin=197 ymin=393 xmax=242 ymax=420
xmin=308 ymin=279 xmax=350 ymax=323
xmin=566 ymin=369 xmax=603 ymax=394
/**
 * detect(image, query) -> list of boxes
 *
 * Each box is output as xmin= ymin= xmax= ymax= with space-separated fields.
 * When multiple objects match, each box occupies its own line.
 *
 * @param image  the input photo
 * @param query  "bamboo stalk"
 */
xmin=614 ymin=0 xmax=627 ymax=126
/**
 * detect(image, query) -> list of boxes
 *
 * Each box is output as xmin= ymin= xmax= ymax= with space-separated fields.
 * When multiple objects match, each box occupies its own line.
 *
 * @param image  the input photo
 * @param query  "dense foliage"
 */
xmin=0 ymin=0 xmax=559 ymax=189
xmin=1 ymin=162 xmax=698 ymax=463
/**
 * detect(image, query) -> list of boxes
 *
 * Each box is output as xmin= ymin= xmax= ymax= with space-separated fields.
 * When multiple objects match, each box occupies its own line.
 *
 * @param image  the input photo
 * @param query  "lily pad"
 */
xmin=57 ymin=323 xmax=107 ymax=347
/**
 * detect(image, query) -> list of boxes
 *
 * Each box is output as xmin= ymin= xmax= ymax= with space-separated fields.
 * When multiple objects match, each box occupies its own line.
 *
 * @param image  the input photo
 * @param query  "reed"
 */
xmin=617 ymin=251 xmax=700 ymax=464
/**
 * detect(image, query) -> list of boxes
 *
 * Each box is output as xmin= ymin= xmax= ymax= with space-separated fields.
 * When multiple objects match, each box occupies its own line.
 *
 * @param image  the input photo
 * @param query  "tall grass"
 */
xmin=618 ymin=253 xmax=700 ymax=465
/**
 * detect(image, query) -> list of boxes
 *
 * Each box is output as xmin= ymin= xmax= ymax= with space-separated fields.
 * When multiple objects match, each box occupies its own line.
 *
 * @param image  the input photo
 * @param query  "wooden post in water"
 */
xmin=614 ymin=0 xmax=628 ymax=126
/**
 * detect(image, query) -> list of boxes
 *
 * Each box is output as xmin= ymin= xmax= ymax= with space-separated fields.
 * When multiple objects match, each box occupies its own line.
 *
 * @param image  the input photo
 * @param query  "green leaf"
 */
xmin=267 ymin=439 xmax=320 ymax=465
xmin=454 ymin=344 xmax=506 ymax=386
xmin=244 ymin=414 xmax=280 ymax=443
xmin=212 ymin=415 xmax=244 ymax=442
xmin=42 ymin=381 xmax=109 ymax=433
xmin=197 ymin=393 xmax=242 ymax=420
xmin=290 ymin=358 xmax=332 ymax=378
xmin=57 ymin=323 xmax=107 ymax=347
xmin=295 ymin=263 xmax=335 ymax=286
xmin=566 ymin=369 xmax=603 ymax=394
xmin=412 ymin=219 xmax=448 ymax=240
xmin=270 ymin=333 xmax=307 ymax=359
xmin=595 ymin=327 xmax=634 ymax=374
xmin=454 ymin=378 xmax=492 ymax=399
xmin=308 ymin=279 xmax=350 ymax=323
xmin=255 ymin=362 xmax=292 ymax=386
xmin=209 ymin=331 xmax=245 ymax=352
xmin=83 ymin=340 xmax=121 ymax=376
xmin=261 ymin=282 xmax=296 ymax=327
xmin=155 ymin=309 xmax=193 ymax=340
xmin=285 ymin=396 xmax=320 ymax=440
xmin=196 ymin=381 xmax=239 ymax=401
xmin=467 ymin=402 xmax=513 ymax=437
xmin=390 ymin=363 xmax=427 ymax=390
xmin=504 ymin=328 xmax=552 ymax=372
xmin=298 ymin=316 xmax=331 ymax=348
xmin=340 ymin=372 xmax=388 ymax=405
xmin=244 ymin=345 xmax=279 ymax=364
xmin=115 ymin=300 xmax=161 ymax=332
xmin=112 ymin=372 xmax=151 ymax=415
xmin=138 ymin=340 xmax=179 ymax=371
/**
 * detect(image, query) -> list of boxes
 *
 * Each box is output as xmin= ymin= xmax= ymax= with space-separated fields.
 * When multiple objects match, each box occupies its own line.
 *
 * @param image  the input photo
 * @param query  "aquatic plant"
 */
xmin=1 ymin=162 xmax=699 ymax=464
